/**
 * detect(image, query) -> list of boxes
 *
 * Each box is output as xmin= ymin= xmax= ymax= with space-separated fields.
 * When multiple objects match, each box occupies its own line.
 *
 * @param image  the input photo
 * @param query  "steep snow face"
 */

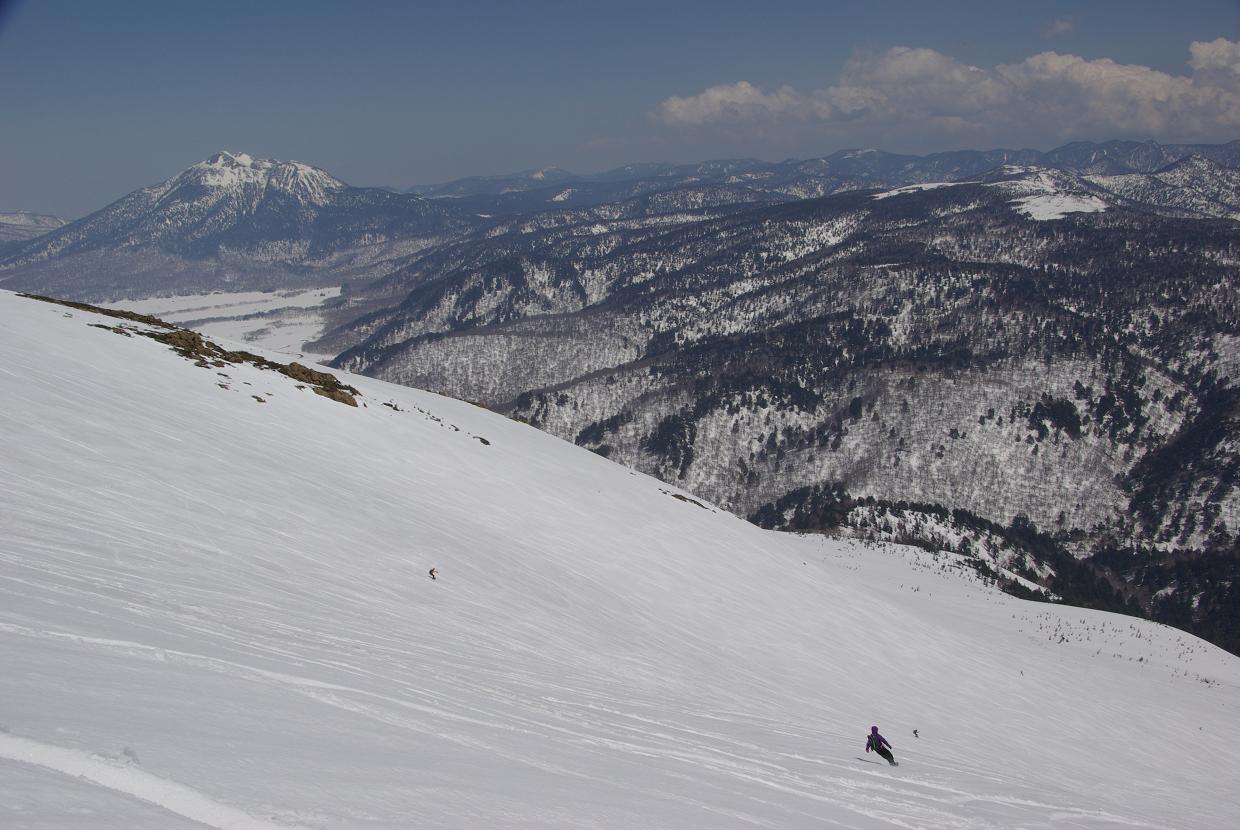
xmin=2 ymin=289 xmax=1239 ymax=829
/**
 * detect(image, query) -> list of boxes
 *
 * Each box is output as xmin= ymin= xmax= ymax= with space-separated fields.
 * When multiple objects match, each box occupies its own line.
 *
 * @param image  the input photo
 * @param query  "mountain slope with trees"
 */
xmin=320 ymin=165 xmax=1240 ymax=652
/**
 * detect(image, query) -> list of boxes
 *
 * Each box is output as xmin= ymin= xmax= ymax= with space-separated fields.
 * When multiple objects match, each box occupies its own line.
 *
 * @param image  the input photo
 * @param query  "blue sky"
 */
xmin=2 ymin=0 xmax=1237 ymax=217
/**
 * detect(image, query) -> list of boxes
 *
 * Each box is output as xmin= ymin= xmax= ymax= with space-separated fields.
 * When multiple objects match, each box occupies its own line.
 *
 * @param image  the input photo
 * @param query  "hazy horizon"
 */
xmin=2 ymin=0 xmax=1238 ymax=218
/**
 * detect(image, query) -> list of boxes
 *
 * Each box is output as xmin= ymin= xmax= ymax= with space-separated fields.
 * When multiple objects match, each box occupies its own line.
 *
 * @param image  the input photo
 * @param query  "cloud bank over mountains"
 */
xmin=656 ymin=38 xmax=1240 ymax=144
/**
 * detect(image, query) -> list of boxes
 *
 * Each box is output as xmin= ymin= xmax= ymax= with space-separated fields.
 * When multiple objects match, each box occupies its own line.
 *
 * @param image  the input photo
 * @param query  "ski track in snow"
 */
xmin=0 ymin=732 xmax=310 ymax=830
xmin=0 ymin=620 xmax=1189 ymax=829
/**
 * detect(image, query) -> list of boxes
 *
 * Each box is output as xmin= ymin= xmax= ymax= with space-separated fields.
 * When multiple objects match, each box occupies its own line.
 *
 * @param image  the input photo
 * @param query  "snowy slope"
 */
xmin=1 ymin=289 xmax=1238 ymax=829
xmin=1091 ymin=156 xmax=1240 ymax=219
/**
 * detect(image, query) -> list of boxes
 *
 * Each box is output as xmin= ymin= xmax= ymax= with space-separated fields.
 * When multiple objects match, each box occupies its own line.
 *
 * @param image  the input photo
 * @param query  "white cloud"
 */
xmin=657 ymin=81 xmax=808 ymax=125
xmin=1190 ymin=37 xmax=1240 ymax=81
xmin=654 ymin=40 xmax=1240 ymax=142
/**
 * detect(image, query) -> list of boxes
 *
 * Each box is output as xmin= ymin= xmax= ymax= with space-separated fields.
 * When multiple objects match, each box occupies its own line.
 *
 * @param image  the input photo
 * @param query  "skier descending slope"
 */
xmin=866 ymin=726 xmax=898 ymax=766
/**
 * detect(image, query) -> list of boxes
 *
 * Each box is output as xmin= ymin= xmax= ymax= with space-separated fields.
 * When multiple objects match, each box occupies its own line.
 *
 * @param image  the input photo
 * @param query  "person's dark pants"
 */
xmin=875 ymin=747 xmax=896 ymax=765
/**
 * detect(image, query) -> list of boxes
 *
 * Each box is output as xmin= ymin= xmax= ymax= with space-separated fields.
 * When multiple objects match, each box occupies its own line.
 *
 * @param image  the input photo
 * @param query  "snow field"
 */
xmin=102 ymin=288 xmax=341 ymax=361
xmin=1 ymin=290 xmax=1238 ymax=829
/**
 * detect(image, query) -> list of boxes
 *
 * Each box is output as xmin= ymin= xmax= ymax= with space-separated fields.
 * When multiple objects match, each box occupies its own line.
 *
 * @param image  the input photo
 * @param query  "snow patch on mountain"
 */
xmin=871 ymin=182 xmax=959 ymax=200
xmin=981 ymin=168 xmax=1111 ymax=220
xmin=1011 ymin=193 xmax=1108 ymax=220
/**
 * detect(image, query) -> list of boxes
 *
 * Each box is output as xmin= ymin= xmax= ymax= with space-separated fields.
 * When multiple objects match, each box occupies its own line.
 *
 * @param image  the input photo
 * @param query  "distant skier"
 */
xmin=913 ymin=729 xmax=919 ymax=739
xmin=428 ymin=568 xmax=437 ymax=581
xmin=866 ymin=726 xmax=897 ymax=766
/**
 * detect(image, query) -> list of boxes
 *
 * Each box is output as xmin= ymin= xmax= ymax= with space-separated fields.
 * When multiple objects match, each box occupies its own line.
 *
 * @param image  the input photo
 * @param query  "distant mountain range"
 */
xmin=401 ymin=138 xmax=1240 ymax=216
xmin=5 ymin=139 xmax=1238 ymax=305
xmin=5 ymin=140 xmax=1240 ymax=303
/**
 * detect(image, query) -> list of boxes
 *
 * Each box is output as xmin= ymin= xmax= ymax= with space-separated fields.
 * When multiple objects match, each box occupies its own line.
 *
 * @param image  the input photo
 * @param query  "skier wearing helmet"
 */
xmin=865 ymin=726 xmax=897 ymax=766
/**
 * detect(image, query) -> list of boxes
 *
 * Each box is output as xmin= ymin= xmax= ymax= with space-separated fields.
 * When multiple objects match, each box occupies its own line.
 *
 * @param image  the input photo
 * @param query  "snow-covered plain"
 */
xmin=103 ymin=288 xmax=341 ymax=361
xmin=1 ymin=289 xmax=1238 ymax=829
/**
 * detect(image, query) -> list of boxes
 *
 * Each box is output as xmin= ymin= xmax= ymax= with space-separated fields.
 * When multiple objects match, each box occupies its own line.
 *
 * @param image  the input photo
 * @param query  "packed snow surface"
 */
xmin=1 ymin=289 xmax=1238 ymax=829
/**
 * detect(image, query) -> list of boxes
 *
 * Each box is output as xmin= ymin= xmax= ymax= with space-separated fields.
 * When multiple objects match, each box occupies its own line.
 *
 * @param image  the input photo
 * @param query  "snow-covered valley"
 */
xmin=102 ymin=288 xmax=341 ymax=362
xmin=1 ymin=289 xmax=1238 ymax=829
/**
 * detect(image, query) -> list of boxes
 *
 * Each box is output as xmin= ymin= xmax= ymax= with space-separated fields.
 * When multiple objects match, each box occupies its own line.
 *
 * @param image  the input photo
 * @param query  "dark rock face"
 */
xmin=287 ymin=362 xmax=359 ymax=406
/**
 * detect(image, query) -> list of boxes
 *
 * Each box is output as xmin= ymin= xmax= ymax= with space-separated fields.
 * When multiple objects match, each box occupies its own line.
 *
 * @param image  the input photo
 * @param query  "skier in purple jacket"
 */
xmin=866 ymin=726 xmax=898 ymax=766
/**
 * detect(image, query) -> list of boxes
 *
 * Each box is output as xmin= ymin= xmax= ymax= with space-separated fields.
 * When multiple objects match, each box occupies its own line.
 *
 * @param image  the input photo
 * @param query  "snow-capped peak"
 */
xmin=205 ymin=150 xmax=256 ymax=167
xmin=178 ymin=151 xmax=346 ymax=204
